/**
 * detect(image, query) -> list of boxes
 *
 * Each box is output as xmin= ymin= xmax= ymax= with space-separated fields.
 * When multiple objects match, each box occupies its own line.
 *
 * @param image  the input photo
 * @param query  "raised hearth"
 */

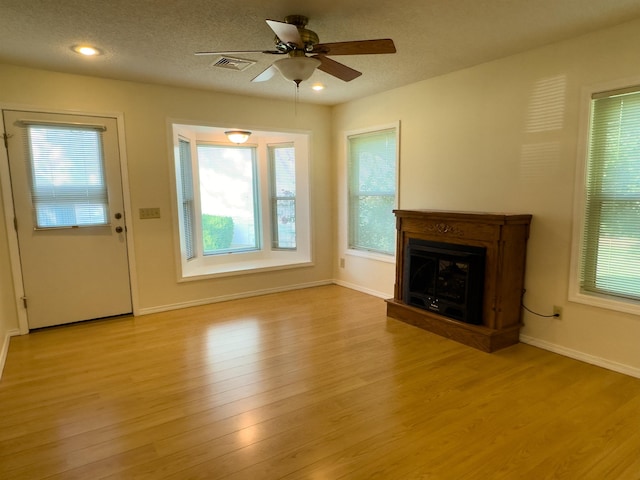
xmin=386 ymin=210 xmax=532 ymax=352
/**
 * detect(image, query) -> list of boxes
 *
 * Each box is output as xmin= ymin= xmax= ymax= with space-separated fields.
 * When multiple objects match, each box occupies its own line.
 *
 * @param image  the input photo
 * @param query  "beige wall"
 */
xmin=0 ymin=175 xmax=18 ymax=369
xmin=2 ymin=17 xmax=640 ymax=377
xmin=0 ymin=64 xmax=334 ymax=341
xmin=333 ymin=19 xmax=640 ymax=374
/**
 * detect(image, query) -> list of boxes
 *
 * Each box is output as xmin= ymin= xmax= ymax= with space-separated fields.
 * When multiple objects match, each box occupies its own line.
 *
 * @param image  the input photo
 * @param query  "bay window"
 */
xmin=172 ymin=124 xmax=311 ymax=279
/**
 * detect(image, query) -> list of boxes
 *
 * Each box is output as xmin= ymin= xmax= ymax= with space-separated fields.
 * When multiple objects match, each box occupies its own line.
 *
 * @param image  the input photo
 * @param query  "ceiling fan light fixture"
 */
xmin=225 ymin=130 xmax=252 ymax=144
xmin=274 ymin=56 xmax=321 ymax=85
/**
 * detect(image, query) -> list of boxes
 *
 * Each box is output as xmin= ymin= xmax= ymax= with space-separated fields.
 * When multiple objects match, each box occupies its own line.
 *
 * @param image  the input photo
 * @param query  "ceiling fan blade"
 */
xmin=266 ymin=19 xmax=302 ymax=47
xmin=315 ymin=55 xmax=361 ymax=82
xmin=195 ymin=50 xmax=283 ymax=56
xmin=312 ymin=39 xmax=396 ymax=56
xmin=251 ymin=64 xmax=277 ymax=83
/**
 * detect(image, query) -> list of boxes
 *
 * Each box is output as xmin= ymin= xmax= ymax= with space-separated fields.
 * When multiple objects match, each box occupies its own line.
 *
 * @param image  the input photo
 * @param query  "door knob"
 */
xmin=114 ymin=212 xmax=122 ymax=219
xmin=115 ymin=226 xmax=123 ymax=233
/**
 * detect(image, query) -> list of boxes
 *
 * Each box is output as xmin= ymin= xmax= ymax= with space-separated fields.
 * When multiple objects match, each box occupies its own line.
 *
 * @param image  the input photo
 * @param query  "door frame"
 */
xmin=0 ymin=104 xmax=139 ymax=334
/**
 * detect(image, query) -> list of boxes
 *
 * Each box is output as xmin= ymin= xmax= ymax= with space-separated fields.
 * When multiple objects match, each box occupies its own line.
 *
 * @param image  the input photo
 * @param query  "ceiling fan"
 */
xmin=195 ymin=15 xmax=396 ymax=86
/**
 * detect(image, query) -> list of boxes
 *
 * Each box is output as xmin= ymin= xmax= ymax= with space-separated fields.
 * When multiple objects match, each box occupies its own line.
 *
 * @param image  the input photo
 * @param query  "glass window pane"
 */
xmin=274 ymin=199 xmax=296 ymax=249
xmin=270 ymin=145 xmax=296 ymax=250
xmin=590 ymin=201 xmax=640 ymax=299
xmin=178 ymin=138 xmax=195 ymax=260
xmin=348 ymin=128 xmax=397 ymax=254
xmin=581 ymin=91 xmax=640 ymax=301
xmin=350 ymin=194 xmax=396 ymax=253
xmin=197 ymin=145 xmax=258 ymax=254
xmin=28 ymin=125 xmax=108 ymax=228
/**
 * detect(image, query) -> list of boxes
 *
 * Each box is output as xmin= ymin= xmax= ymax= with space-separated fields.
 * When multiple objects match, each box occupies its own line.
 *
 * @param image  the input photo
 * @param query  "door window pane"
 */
xmin=27 ymin=125 xmax=108 ymax=228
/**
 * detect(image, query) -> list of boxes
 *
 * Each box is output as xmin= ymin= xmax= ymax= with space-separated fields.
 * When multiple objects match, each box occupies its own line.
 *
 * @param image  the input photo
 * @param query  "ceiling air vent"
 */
xmin=211 ymin=56 xmax=256 ymax=72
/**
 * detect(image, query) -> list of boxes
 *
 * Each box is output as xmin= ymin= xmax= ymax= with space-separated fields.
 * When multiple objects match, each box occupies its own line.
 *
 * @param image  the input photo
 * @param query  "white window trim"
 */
xmin=568 ymin=78 xmax=640 ymax=316
xmin=344 ymin=121 xmax=400 ymax=262
xmin=169 ymin=122 xmax=312 ymax=281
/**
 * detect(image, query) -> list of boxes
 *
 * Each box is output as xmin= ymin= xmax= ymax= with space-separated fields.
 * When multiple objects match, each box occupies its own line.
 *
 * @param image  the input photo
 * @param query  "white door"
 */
xmin=3 ymin=110 xmax=132 ymax=329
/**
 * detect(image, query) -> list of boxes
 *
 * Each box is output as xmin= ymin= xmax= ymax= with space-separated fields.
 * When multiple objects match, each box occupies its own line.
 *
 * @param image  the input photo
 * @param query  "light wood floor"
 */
xmin=1 ymin=285 xmax=640 ymax=479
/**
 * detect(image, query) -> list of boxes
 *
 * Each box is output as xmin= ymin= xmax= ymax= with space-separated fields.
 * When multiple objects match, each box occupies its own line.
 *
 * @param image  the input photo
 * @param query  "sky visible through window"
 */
xmin=197 ymin=144 xmax=257 ymax=251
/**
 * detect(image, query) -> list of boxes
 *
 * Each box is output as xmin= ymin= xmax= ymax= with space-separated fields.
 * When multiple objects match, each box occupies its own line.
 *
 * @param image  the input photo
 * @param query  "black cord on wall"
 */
xmin=521 ymin=289 xmax=560 ymax=318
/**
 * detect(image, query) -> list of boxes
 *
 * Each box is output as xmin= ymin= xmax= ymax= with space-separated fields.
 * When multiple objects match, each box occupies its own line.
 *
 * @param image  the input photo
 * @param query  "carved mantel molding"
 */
xmin=426 ymin=223 xmax=464 ymax=236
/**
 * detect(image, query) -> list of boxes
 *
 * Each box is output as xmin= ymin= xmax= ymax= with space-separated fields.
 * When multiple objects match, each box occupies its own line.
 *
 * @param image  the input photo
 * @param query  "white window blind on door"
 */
xmin=580 ymin=89 xmax=640 ymax=301
xmin=26 ymin=124 xmax=109 ymax=228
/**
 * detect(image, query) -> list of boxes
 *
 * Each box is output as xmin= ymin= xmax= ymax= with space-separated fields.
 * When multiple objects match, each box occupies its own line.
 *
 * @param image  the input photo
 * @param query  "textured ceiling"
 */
xmin=1 ymin=0 xmax=640 ymax=105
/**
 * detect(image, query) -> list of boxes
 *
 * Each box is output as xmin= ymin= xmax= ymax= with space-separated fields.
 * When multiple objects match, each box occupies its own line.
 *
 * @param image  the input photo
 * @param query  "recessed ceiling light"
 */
xmin=311 ymin=83 xmax=325 ymax=91
xmin=72 ymin=45 xmax=102 ymax=56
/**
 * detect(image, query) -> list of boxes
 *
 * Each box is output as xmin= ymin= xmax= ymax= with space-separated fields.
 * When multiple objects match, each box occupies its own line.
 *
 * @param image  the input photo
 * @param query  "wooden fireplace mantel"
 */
xmin=386 ymin=210 xmax=532 ymax=352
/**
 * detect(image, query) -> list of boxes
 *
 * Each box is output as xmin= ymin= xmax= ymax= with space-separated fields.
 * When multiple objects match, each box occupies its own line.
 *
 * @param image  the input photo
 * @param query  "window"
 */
xmin=26 ymin=124 xmax=108 ymax=228
xmin=177 ymin=137 xmax=195 ymax=259
xmin=572 ymin=86 xmax=640 ymax=311
xmin=171 ymin=124 xmax=311 ymax=279
xmin=197 ymin=144 xmax=259 ymax=254
xmin=347 ymin=126 xmax=398 ymax=256
xmin=269 ymin=144 xmax=296 ymax=250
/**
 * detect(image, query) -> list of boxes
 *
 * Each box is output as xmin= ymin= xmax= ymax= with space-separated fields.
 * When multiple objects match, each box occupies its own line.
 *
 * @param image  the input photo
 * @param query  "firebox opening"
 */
xmin=403 ymin=239 xmax=486 ymax=325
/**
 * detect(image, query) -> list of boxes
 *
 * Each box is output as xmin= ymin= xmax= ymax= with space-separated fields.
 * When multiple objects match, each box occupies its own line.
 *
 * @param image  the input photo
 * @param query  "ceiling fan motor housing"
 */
xmin=275 ymin=14 xmax=319 ymax=52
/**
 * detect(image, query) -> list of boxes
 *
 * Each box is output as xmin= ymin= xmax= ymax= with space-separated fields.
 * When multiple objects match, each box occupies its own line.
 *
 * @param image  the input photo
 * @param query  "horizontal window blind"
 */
xmin=178 ymin=138 xmax=196 ymax=260
xmin=581 ymin=91 xmax=640 ymax=301
xmin=269 ymin=144 xmax=296 ymax=250
xmin=26 ymin=124 xmax=108 ymax=228
xmin=348 ymin=128 xmax=397 ymax=255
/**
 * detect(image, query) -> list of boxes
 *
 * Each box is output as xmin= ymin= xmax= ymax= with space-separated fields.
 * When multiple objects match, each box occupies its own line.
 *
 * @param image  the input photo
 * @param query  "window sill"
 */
xmin=346 ymin=248 xmax=395 ymax=264
xmin=569 ymin=289 xmax=640 ymax=317
xmin=179 ymin=253 xmax=313 ymax=281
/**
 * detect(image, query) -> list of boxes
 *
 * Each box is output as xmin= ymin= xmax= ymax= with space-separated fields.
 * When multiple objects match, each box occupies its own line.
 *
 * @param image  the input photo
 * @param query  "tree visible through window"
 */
xmin=348 ymin=128 xmax=397 ymax=255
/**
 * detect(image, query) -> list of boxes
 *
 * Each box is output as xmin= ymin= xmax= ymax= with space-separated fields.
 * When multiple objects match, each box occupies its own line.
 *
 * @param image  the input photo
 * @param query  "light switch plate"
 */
xmin=139 ymin=207 xmax=161 ymax=219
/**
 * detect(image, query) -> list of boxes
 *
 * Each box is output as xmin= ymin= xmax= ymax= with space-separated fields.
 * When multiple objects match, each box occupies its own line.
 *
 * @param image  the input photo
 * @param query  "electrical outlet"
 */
xmin=553 ymin=305 xmax=562 ymax=318
xmin=339 ymin=257 xmax=345 ymax=268
xmin=139 ymin=207 xmax=161 ymax=219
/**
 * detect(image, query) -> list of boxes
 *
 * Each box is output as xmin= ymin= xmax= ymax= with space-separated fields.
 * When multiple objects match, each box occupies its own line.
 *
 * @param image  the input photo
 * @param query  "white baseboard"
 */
xmin=137 ymin=280 xmax=334 ymax=315
xmin=332 ymin=279 xmax=391 ymax=300
xmin=1 ymin=328 xmax=20 ymax=380
xmin=519 ymin=334 xmax=640 ymax=379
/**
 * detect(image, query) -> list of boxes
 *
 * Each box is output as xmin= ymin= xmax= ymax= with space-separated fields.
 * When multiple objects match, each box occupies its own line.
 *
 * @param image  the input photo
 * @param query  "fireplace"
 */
xmin=386 ymin=210 xmax=532 ymax=352
xmin=404 ymin=239 xmax=486 ymax=325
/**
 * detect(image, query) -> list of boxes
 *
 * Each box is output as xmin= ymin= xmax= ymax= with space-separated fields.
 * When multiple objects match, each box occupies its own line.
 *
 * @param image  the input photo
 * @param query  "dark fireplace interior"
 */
xmin=403 ymin=238 xmax=486 ymax=325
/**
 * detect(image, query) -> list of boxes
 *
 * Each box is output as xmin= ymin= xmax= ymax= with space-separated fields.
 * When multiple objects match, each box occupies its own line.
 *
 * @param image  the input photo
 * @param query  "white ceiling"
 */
xmin=2 ymin=0 xmax=640 ymax=106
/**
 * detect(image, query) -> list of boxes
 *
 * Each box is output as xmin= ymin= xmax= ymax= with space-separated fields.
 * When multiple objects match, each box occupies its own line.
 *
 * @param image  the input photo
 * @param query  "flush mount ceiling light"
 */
xmin=72 ymin=45 xmax=102 ymax=56
xmin=225 ymin=130 xmax=252 ymax=144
